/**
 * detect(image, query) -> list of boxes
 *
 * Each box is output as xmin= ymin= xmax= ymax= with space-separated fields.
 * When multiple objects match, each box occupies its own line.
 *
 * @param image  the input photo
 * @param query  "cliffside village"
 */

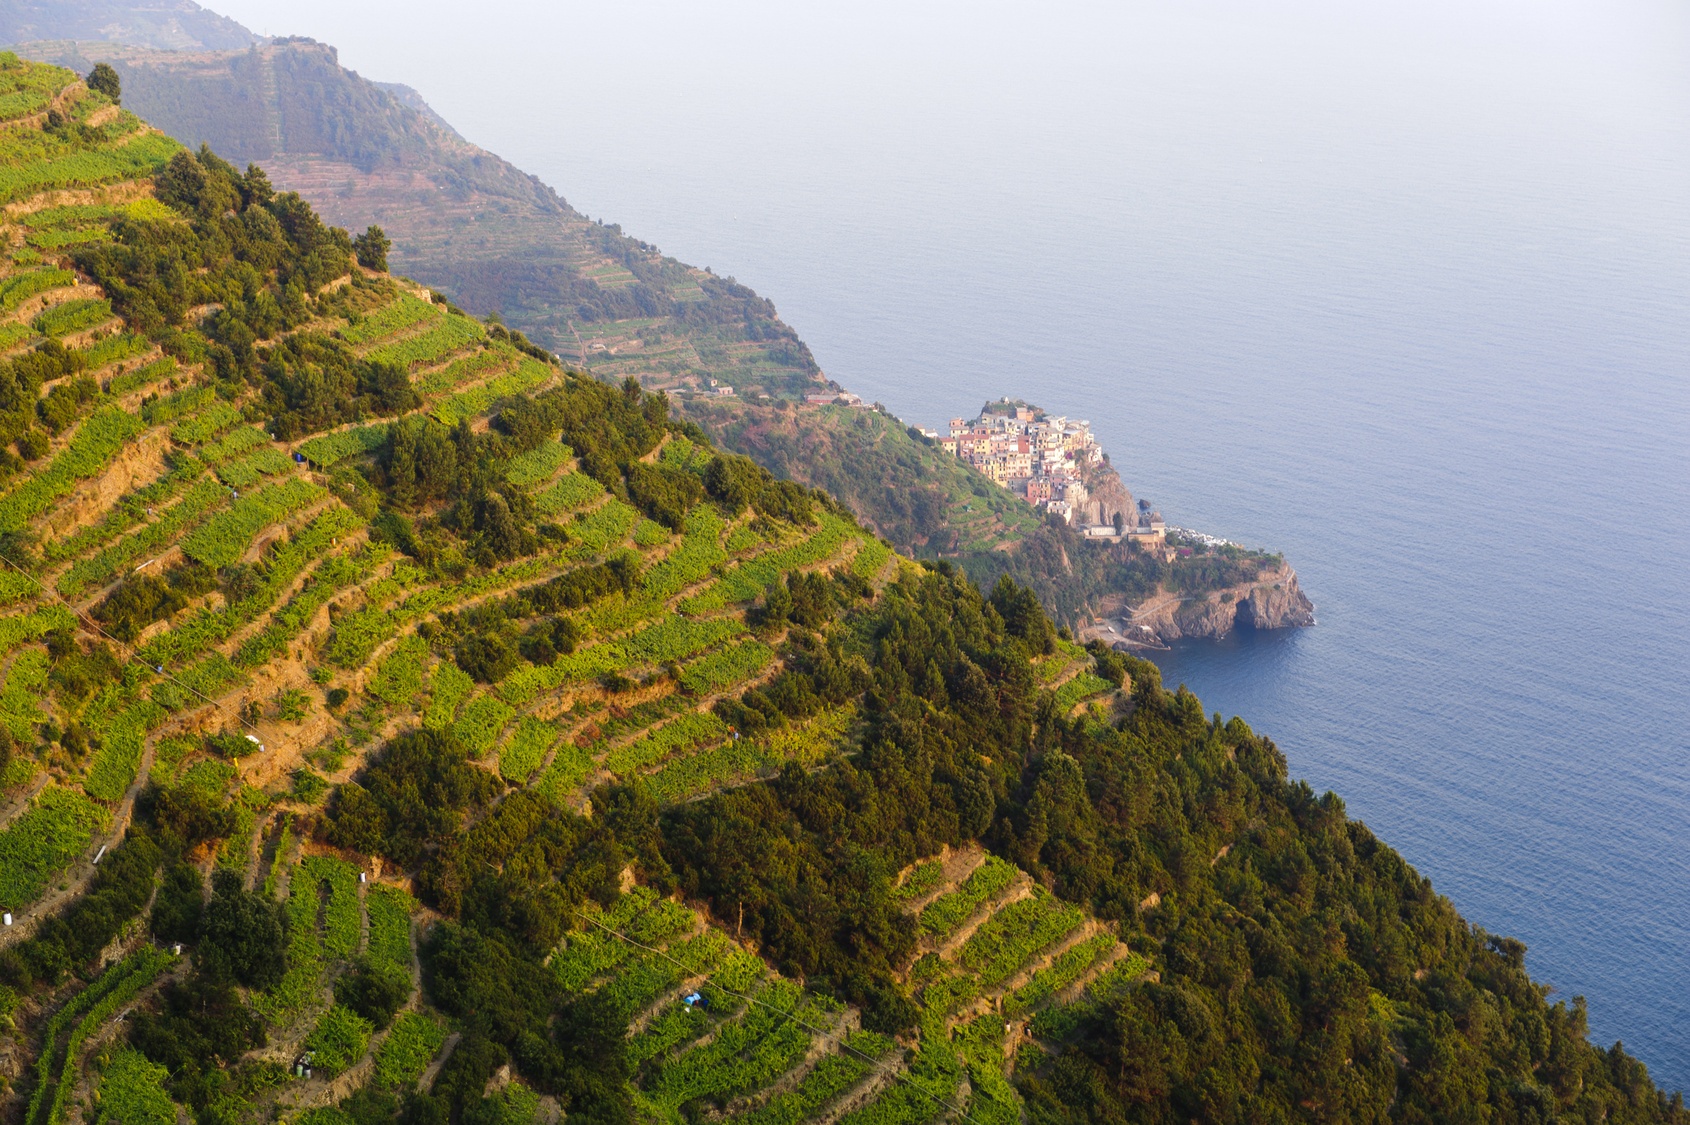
xmin=921 ymin=401 xmax=1167 ymax=544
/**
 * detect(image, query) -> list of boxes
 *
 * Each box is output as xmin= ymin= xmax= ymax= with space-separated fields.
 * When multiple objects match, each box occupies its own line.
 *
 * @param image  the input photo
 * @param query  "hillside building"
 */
xmin=934 ymin=402 xmax=1105 ymax=521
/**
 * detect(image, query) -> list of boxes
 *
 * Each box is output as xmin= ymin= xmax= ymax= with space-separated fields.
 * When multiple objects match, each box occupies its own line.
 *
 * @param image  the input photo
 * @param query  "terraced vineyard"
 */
xmin=0 ymin=55 xmax=914 ymax=1125
xmin=541 ymin=855 xmax=1146 ymax=1125
xmin=0 ymin=53 xmax=896 ymax=927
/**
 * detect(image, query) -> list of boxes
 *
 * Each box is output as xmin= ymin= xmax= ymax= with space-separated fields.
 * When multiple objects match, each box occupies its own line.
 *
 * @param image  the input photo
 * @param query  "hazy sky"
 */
xmin=204 ymin=0 xmax=1688 ymax=366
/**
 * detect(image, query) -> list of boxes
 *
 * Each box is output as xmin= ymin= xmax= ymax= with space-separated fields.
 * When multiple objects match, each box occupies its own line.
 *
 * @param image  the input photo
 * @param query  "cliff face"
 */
xmin=1075 ymin=461 xmax=1135 ymax=529
xmin=1085 ymin=563 xmax=1316 ymax=649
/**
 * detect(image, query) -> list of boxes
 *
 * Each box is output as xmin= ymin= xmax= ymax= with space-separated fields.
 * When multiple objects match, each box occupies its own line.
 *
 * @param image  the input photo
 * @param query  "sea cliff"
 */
xmin=1083 ymin=561 xmax=1317 ymax=649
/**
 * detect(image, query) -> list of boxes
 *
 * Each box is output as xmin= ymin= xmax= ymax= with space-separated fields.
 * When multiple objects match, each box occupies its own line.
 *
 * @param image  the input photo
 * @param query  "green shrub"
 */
xmin=33 ymin=297 xmax=112 ymax=337
xmin=304 ymin=1004 xmax=374 ymax=1075
xmin=373 ymin=1011 xmax=445 ymax=1089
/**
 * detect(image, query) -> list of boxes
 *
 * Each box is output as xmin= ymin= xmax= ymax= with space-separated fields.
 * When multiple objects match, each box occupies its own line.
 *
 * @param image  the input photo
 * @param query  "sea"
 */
xmin=224 ymin=0 xmax=1690 ymax=1089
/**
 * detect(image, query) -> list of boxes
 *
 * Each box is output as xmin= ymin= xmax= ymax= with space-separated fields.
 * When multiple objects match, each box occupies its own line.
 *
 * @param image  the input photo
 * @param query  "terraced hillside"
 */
xmin=0 ymin=51 xmax=890 ymax=924
xmin=0 ymin=54 xmax=1030 ymax=1125
xmin=516 ymin=846 xmax=1148 ymax=1125
xmin=19 ymin=36 xmax=827 ymax=399
xmin=0 ymin=49 xmax=1677 ymax=1125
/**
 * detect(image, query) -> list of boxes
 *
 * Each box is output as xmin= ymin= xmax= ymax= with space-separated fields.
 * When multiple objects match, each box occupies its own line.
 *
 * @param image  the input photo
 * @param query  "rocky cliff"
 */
xmin=1074 ymin=460 xmax=1136 ymax=529
xmin=1084 ymin=563 xmax=1316 ymax=649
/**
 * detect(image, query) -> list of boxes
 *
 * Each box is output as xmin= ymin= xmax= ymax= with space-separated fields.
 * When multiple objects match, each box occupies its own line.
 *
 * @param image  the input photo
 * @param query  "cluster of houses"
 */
xmin=923 ymin=401 xmax=1166 ymax=543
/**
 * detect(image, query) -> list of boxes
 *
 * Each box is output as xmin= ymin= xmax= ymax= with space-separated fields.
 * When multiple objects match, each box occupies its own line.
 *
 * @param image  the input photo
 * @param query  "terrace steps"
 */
xmin=808 ymin=1051 xmax=910 ymax=1125
xmin=933 ymin=877 xmax=1034 ymax=960
xmin=980 ymin=917 xmax=1108 ymax=1005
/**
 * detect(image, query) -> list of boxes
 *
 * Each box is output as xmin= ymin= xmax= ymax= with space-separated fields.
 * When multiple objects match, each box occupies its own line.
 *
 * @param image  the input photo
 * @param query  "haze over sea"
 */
xmin=222 ymin=0 xmax=1690 ymax=1088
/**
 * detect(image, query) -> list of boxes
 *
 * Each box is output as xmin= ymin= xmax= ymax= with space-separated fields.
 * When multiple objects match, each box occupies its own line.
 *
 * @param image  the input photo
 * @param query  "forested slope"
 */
xmin=0 ymin=50 xmax=1677 ymax=1125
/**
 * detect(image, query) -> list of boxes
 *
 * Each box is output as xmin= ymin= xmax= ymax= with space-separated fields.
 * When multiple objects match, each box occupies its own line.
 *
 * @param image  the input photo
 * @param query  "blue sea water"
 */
xmin=223 ymin=0 xmax=1690 ymax=1089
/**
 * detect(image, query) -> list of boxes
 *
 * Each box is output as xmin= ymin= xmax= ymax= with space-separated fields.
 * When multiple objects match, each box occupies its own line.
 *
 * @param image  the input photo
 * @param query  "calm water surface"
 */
xmin=225 ymin=0 xmax=1690 ymax=1086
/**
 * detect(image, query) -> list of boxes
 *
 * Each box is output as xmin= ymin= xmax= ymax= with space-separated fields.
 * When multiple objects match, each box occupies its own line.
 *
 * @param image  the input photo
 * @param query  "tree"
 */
xmin=334 ymin=955 xmax=413 ymax=1028
xmin=151 ymin=862 xmax=205 ymax=945
xmin=354 ymin=224 xmax=391 ymax=271
xmin=703 ymin=452 xmax=761 ymax=513
xmin=455 ymin=633 xmax=517 ymax=683
xmin=197 ymin=871 xmax=285 ymax=989
xmin=87 ymin=63 xmax=120 ymax=104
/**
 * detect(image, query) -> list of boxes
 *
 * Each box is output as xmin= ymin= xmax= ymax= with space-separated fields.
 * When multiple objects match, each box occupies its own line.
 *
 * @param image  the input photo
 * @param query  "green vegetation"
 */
xmin=179 ymin=477 xmax=326 ymax=567
xmin=451 ymin=694 xmax=515 ymax=758
xmin=108 ymin=355 xmax=176 ymax=395
xmin=27 ymin=946 xmax=175 ymax=1125
xmin=505 ymin=439 xmax=570 ymax=488
xmin=81 ymin=331 xmax=148 ymax=367
xmin=301 ymin=854 xmax=361 ymax=958
xmin=919 ymin=856 xmax=1016 ymax=937
xmin=604 ymin=711 xmax=729 ymax=776
xmin=33 ymin=297 xmax=111 ymax=337
xmin=366 ymin=310 xmax=483 ymax=367
xmin=534 ymin=470 xmax=603 ymax=513
xmin=680 ymin=638 xmax=773 ymax=695
xmin=305 ymin=1004 xmax=373 ymax=1075
xmin=93 ymin=1049 xmax=177 ymax=1125
xmin=500 ymin=716 xmax=556 ymax=782
xmin=342 ymin=294 xmax=438 ymax=346
xmin=83 ymin=700 xmax=167 ymax=801
xmin=0 ymin=67 xmax=1667 ymax=1125
xmin=1000 ymin=930 xmax=1119 ymax=1017
xmin=432 ymin=360 xmax=553 ymax=425
xmin=1052 ymin=670 xmax=1113 ymax=713
xmin=0 ymin=406 xmax=144 ymax=531
xmin=372 ymin=1011 xmax=445 ymax=1089
xmin=736 ymin=1031 xmax=891 ymax=1125
xmin=0 ymin=125 xmax=179 ymax=205
xmin=424 ymin=663 xmax=474 ymax=730
xmin=956 ymin=891 xmax=1083 ymax=987
xmin=369 ymin=635 xmax=429 ymax=708
xmin=0 ymin=267 xmax=74 ymax=312
xmin=169 ymin=400 xmax=242 ymax=444
xmin=0 ymin=786 xmax=107 ymax=906
xmin=366 ymin=884 xmax=415 ymax=970
xmin=891 ymin=860 xmax=945 ymax=904
xmin=299 ymin=424 xmax=387 ymax=467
